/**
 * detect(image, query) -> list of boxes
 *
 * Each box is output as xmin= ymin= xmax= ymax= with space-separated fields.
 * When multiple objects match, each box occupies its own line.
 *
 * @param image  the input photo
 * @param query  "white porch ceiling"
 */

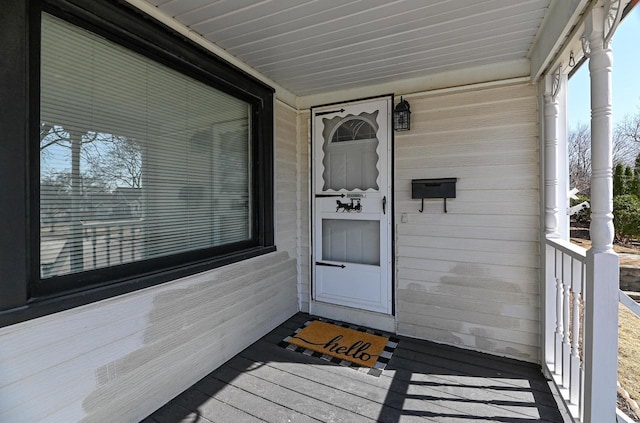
xmin=143 ymin=0 xmax=553 ymax=97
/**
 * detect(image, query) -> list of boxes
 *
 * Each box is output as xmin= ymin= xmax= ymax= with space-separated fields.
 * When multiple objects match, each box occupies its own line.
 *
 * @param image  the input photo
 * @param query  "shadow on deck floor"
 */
xmin=142 ymin=313 xmax=569 ymax=423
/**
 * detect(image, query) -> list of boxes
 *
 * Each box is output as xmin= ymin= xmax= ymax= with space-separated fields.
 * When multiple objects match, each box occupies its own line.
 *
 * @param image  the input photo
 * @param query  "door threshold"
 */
xmin=309 ymin=301 xmax=396 ymax=333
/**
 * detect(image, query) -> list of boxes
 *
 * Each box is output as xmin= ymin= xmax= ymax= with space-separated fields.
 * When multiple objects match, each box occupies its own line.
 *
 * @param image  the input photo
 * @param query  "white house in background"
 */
xmin=0 ymin=0 xmax=636 ymax=421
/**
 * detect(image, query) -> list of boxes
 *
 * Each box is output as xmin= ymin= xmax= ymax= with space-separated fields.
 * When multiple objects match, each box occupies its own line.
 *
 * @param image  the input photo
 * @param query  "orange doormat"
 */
xmin=280 ymin=319 xmax=398 ymax=375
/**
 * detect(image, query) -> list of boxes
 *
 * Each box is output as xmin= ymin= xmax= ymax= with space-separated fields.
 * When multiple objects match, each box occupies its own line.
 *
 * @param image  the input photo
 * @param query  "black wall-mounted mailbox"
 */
xmin=411 ymin=178 xmax=457 ymax=213
xmin=412 ymin=178 xmax=457 ymax=199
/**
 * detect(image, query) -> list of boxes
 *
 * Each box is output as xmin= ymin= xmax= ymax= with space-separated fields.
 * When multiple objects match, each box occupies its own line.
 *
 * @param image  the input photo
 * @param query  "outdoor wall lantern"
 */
xmin=393 ymin=97 xmax=411 ymax=132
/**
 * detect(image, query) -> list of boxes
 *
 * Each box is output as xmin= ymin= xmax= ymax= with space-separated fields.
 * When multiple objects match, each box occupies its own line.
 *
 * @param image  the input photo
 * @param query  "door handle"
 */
xmin=316 ymin=261 xmax=345 ymax=268
xmin=382 ymin=196 xmax=387 ymax=214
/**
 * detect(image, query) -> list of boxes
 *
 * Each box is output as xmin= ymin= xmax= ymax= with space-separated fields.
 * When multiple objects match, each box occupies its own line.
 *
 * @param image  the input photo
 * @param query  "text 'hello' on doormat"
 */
xmin=279 ymin=319 xmax=399 ymax=376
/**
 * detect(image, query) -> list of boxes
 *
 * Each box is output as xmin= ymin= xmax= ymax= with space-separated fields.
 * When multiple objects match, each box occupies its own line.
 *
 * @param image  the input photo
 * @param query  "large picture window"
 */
xmin=0 ymin=0 xmax=274 ymax=323
xmin=40 ymin=13 xmax=253 ymax=280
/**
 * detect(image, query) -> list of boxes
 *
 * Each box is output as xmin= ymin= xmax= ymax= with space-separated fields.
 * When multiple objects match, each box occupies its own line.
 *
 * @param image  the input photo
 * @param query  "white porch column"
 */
xmin=544 ymin=72 xmax=561 ymax=239
xmin=557 ymin=75 xmax=570 ymax=241
xmin=583 ymin=5 xmax=619 ymax=423
xmin=543 ymin=72 xmax=562 ymax=374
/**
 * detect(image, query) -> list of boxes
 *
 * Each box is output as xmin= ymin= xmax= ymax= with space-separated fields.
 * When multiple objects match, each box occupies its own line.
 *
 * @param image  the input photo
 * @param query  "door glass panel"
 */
xmin=321 ymin=112 xmax=379 ymax=191
xmin=331 ymin=119 xmax=377 ymax=142
xmin=322 ymin=219 xmax=379 ymax=265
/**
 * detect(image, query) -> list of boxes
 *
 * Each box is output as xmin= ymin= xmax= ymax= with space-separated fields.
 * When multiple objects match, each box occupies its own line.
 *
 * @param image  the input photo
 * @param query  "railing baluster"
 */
xmin=570 ymin=257 xmax=583 ymax=408
xmin=555 ymin=249 xmax=564 ymax=378
xmin=544 ymin=242 xmax=557 ymax=373
xmin=562 ymin=253 xmax=571 ymax=387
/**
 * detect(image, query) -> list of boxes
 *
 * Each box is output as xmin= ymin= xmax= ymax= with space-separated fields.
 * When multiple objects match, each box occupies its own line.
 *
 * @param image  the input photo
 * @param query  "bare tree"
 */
xmin=40 ymin=124 xmax=141 ymax=271
xmin=40 ymin=124 xmax=103 ymax=271
xmin=569 ymin=112 xmax=640 ymax=195
xmin=40 ymin=123 xmax=99 ymax=155
xmin=613 ymin=117 xmax=640 ymax=166
xmin=83 ymin=135 xmax=143 ymax=189
xmin=569 ymin=123 xmax=592 ymax=194
xmin=618 ymin=112 xmax=640 ymax=144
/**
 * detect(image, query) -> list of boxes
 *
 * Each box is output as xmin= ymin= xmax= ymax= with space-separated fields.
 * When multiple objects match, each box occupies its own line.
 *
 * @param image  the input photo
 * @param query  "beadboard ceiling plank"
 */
xmin=289 ymin=50 xmax=529 ymax=95
xmin=139 ymin=0 xmax=553 ymax=97
xmin=223 ymin=0 xmax=547 ymax=60
xmin=253 ymin=8 xmax=545 ymax=71
xmin=200 ymin=0 xmax=349 ymax=39
xmin=170 ymin=0 xmax=265 ymax=25
xmin=272 ymin=36 xmax=533 ymax=86
xmin=257 ymin=26 xmax=539 ymax=79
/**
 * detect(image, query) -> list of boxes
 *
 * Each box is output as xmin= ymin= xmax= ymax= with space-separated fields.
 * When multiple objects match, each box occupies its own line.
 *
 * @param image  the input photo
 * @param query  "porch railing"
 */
xmin=618 ymin=290 xmax=640 ymax=422
xmin=544 ymin=237 xmax=586 ymax=421
xmin=40 ymin=218 xmax=143 ymax=278
xmin=546 ymin=237 xmax=640 ymax=422
xmin=81 ymin=218 xmax=143 ymax=270
xmin=619 ymin=290 xmax=640 ymax=318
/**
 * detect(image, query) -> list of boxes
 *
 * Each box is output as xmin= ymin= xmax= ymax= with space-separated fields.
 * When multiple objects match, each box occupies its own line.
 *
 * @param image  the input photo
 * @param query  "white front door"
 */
xmin=311 ymin=97 xmax=392 ymax=314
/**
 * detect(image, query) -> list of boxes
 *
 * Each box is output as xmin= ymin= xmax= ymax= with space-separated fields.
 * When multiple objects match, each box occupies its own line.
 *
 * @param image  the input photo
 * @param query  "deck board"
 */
xmin=146 ymin=313 xmax=567 ymax=423
xmin=195 ymin=374 xmax=319 ymax=423
xmin=173 ymin=388 xmax=266 ymax=423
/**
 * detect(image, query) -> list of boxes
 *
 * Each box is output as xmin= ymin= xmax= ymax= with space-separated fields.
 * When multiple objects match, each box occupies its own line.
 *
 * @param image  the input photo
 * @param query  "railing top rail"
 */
xmin=620 ymin=290 xmax=640 ymax=319
xmin=545 ymin=236 xmax=587 ymax=261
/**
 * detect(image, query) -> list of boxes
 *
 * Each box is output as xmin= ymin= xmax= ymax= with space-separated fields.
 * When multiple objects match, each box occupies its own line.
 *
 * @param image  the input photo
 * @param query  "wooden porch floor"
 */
xmin=142 ymin=313 xmax=569 ymax=423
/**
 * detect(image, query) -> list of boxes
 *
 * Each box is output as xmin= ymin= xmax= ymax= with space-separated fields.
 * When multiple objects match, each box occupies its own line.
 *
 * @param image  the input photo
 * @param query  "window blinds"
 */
xmin=40 ymin=13 xmax=252 ymax=279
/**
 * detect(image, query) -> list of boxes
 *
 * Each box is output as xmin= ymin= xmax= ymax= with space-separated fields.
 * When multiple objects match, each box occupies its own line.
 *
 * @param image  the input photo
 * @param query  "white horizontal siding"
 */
xmin=276 ymin=104 xmax=299 ymax=258
xmin=0 ymin=105 xmax=301 ymax=423
xmin=0 ymin=252 xmax=297 ymax=422
xmin=397 ymin=321 xmax=540 ymax=360
xmin=276 ymin=104 xmax=310 ymax=313
xmin=398 ymin=245 xmax=538 ymax=269
xmin=297 ymin=111 xmax=311 ymax=313
xmin=395 ymin=82 xmax=540 ymax=362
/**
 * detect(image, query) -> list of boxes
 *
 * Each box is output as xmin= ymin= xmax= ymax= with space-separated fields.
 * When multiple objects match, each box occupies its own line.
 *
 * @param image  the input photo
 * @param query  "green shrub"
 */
xmin=625 ymin=166 xmax=636 ymax=195
xmin=614 ymin=163 xmax=626 ymax=196
xmin=613 ymin=194 xmax=640 ymax=242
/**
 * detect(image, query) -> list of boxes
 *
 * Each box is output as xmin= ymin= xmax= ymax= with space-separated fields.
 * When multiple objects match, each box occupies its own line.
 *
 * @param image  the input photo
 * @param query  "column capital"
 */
xmin=544 ymin=65 xmax=563 ymax=101
xmin=582 ymin=0 xmax=626 ymax=53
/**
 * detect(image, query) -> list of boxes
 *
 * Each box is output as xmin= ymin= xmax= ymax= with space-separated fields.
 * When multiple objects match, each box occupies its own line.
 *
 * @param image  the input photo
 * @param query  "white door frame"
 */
xmin=309 ymin=96 xmax=394 ymax=330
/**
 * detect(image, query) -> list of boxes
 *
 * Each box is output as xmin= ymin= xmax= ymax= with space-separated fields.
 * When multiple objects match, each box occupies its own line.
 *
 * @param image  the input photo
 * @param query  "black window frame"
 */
xmin=0 ymin=0 xmax=275 ymax=327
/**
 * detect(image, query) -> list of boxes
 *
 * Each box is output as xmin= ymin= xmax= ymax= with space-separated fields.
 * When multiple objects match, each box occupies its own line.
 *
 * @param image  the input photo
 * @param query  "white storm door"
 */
xmin=312 ymin=97 xmax=392 ymax=314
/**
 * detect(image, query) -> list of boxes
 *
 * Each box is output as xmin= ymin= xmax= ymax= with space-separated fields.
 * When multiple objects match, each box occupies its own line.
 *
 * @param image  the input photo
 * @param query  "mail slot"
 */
xmin=411 ymin=178 xmax=457 ymax=199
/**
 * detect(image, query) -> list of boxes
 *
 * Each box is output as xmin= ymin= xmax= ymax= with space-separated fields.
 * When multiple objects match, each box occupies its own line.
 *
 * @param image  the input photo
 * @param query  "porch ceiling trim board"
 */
xmin=529 ymin=0 xmax=591 ymax=81
xmin=296 ymin=63 xmax=531 ymax=110
xmin=535 ymin=0 xmax=636 ymax=84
